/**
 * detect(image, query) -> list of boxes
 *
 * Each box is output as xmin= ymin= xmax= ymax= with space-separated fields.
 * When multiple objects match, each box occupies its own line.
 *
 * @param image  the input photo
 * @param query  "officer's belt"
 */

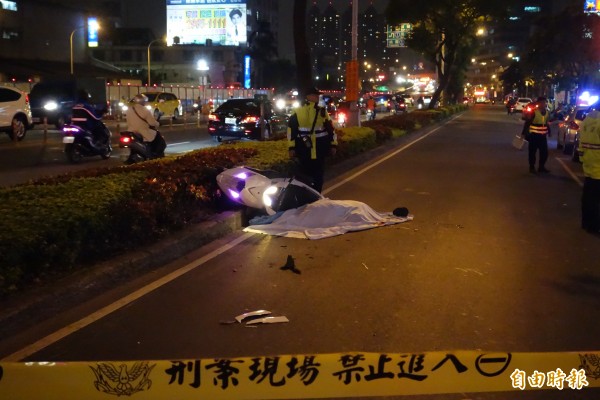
xmin=299 ymin=131 xmax=329 ymax=138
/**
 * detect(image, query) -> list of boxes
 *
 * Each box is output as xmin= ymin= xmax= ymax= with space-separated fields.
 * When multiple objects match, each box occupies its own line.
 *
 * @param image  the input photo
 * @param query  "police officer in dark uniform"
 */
xmin=525 ymin=96 xmax=550 ymax=174
xmin=287 ymin=87 xmax=337 ymax=192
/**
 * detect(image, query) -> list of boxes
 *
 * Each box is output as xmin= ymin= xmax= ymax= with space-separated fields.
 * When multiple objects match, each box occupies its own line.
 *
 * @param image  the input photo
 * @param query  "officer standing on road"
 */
xmin=287 ymin=87 xmax=337 ymax=193
xmin=579 ymin=107 xmax=600 ymax=234
xmin=525 ymin=96 xmax=550 ymax=174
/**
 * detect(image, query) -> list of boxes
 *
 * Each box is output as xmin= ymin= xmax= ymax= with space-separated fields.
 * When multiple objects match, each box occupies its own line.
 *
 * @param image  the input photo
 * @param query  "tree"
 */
xmin=521 ymin=4 xmax=600 ymax=100
xmin=248 ymin=20 xmax=278 ymax=88
xmin=386 ymin=0 xmax=514 ymax=108
xmin=499 ymin=61 xmax=525 ymax=96
xmin=293 ymin=0 xmax=312 ymax=97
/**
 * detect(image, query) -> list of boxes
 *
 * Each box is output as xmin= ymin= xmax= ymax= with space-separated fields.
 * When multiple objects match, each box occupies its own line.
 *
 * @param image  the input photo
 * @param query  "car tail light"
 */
xmin=241 ymin=116 xmax=258 ymax=123
xmin=120 ymin=136 xmax=131 ymax=144
xmin=208 ymin=114 xmax=218 ymax=121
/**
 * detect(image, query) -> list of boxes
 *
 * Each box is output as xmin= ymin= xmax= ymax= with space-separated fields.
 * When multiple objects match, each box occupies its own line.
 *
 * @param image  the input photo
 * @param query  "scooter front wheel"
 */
xmin=65 ymin=143 xmax=83 ymax=164
xmin=100 ymin=143 xmax=112 ymax=160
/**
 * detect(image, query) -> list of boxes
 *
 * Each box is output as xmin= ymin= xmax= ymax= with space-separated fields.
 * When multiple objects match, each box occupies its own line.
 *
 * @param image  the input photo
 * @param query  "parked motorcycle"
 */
xmin=119 ymin=130 xmax=166 ymax=164
xmin=216 ymin=166 xmax=324 ymax=215
xmin=62 ymin=124 xmax=112 ymax=164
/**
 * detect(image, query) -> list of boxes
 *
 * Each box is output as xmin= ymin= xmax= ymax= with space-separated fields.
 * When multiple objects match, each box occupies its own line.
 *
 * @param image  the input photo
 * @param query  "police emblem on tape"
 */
xmin=90 ymin=361 xmax=155 ymax=396
xmin=579 ymin=354 xmax=600 ymax=380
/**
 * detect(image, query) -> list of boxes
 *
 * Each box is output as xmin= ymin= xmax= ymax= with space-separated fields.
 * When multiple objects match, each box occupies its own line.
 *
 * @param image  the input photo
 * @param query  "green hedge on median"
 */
xmin=0 ymin=106 xmax=466 ymax=297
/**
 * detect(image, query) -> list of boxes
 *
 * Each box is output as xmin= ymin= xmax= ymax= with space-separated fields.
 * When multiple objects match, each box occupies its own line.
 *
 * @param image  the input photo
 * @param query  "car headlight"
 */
xmin=275 ymin=99 xmax=286 ymax=110
xmin=121 ymin=105 xmax=129 ymax=111
xmin=292 ymin=101 xmax=300 ymax=108
xmin=43 ymin=101 xmax=58 ymax=111
xmin=262 ymin=185 xmax=280 ymax=208
xmin=145 ymin=105 xmax=152 ymax=110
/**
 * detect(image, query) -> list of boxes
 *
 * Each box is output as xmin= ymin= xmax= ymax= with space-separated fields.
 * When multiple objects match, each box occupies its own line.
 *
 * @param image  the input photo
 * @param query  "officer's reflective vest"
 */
xmin=287 ymin=102 xmax=337 ymax=159
xmin=528 ymin=109 xmax=549 ymax=135
xmin=580 ymin=112 xmax=600 ymax=179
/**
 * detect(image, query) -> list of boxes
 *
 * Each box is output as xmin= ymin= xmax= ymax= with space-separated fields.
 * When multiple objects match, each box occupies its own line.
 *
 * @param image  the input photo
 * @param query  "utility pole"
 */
xmin=344 ymin=0 xmax=360 ymax=127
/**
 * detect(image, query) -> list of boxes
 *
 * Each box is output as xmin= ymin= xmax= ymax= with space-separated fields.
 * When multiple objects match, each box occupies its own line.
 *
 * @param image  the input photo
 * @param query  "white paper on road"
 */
xmin=243 ymin=199 xmax=412 ymax=239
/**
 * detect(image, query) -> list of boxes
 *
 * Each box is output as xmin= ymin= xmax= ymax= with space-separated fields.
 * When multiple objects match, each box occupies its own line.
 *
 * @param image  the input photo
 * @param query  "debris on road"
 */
xmin=280 ymin=255 xmax=301 ymax=274
xmin=246 ymin=316 xmax=289 ymax=325
xmin=228 ymin=309 xmax=290 ymax=326
xmin=234 ymin=309 xmax=272 ymax=323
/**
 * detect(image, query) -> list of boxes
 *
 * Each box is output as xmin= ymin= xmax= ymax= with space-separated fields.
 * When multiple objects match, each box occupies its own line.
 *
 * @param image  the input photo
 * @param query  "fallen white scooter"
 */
xmin=216 ymin=166 xmax=323 ymax=215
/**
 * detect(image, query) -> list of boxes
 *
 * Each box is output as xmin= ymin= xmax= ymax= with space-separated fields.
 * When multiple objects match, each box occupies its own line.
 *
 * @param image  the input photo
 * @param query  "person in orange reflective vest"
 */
xmin=525 ymin=97 xmax=550 ymax=174
xmin=366 ymin=95 xmax=376 ymax=120
xmin=287 ymin=87 xmax=337 ymax=192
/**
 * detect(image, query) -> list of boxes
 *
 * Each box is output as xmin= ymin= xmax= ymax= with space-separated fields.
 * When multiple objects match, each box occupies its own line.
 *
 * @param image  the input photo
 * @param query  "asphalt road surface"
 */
xmin=1 ymin=105 xmax=599 ymax=400
xmin=0 ymin=118 xmax=215 ymax=187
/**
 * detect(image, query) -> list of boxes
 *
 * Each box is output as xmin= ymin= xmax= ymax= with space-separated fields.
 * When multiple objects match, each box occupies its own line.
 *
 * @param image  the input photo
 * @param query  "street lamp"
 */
xmin=196 ymin=59 xmax=209 ymax=86
xmin=147 ymin=38 xmax=165 ymax=87
xmin=70 ymin=27 xmax=84 ymax=75
xmin=70 ymin=20 xmax=100 ymax=75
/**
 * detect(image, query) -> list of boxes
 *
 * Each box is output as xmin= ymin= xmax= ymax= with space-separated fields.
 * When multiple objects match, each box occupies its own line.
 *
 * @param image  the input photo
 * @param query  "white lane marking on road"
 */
xmin=323 ymin=114 xmax=463 ymax=195
xmin=2 ymin=233 xmax=255 ymax=361
xmin=555 ymin=157 xmax=583 ymax=187
xmin=6 ymin=114 xmax=460 ymax=360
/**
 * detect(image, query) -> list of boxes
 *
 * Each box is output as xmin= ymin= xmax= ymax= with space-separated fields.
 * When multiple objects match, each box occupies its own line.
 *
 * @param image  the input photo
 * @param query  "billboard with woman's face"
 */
xmin=585 ymin=0 xmax=600 ymax=13
xmin=166 ymin=0 xmax=247 ymax=46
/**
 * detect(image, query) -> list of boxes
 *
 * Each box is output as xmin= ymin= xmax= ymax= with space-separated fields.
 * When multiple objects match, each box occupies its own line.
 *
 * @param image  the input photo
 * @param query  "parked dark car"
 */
xmin=208 ymin=98 xmax=288 ymax=141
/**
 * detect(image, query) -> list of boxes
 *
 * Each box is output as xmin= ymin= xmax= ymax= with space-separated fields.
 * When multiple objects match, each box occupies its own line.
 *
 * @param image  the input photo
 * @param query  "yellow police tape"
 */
xmin=1 ymin=350 xmax=599 ymax=399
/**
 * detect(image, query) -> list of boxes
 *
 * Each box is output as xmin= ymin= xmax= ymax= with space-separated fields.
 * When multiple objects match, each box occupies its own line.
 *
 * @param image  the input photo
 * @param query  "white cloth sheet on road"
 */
xmin=243 ymin=198 xmax=412 ymax=239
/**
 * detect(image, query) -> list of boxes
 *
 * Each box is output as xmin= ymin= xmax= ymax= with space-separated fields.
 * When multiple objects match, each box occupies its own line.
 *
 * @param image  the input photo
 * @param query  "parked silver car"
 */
xmin=513 ymin=97 xmax=533 ymax=112
xmin=556 ymin=107 xmax=588 ymax=156
xmin=0 ymin=86 xmax=33 ymax=141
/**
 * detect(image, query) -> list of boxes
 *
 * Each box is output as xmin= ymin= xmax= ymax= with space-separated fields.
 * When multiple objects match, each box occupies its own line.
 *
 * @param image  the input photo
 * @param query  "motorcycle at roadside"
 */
xmin=119 ymin=130 xmax=166 ymax=164
xmin=62 ymin=124 xmax=112 ymax=164
xmin=216 ymin=166 xmax=324 ymax=215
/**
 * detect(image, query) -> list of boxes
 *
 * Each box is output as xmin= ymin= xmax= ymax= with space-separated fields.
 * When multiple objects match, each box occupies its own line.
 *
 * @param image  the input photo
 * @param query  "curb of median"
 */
xmin=0 ymin=113 xmax=460 ymax=342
